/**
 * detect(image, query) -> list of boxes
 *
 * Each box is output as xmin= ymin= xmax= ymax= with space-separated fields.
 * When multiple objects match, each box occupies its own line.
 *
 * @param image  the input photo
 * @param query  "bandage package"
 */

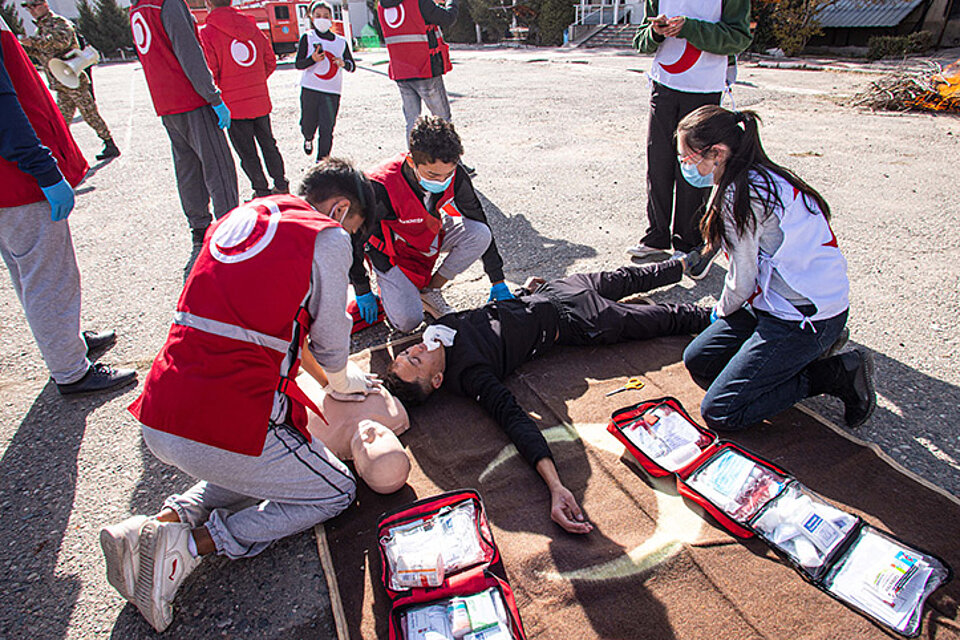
xmin=686 ymin=448 xmax=786 ymax=522
xmin=401 ymin=587 xmax=512 ymax=640
xmin=752 ymin=482 xmax=858 ymax=571
xmin=619 ymin=404 xmax=711 ymax=471
xmin=382 ymin=501 xmax=486 ymax=590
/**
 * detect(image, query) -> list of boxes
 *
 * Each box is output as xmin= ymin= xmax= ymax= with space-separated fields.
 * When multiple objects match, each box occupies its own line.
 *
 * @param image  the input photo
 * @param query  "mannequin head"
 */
xmin=351 ymin=420 xmax=411 ymax=494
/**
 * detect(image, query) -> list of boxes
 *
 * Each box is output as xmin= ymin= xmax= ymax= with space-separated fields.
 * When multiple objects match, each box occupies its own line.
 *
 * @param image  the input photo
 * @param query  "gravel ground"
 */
xmin=0 ymin=45 xmax=957 ymax=639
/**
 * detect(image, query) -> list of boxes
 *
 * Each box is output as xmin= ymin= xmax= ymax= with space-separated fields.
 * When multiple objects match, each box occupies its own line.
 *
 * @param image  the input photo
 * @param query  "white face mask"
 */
xmin=313 ymin=17 xmax=332 ymax=32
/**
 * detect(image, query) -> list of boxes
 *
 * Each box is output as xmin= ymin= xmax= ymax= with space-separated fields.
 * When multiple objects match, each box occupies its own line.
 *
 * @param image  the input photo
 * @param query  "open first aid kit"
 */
xmin=376 ymin=489 xmax=527 ymax=640
xmin=607 ymin=396 xmax=952 ymax=637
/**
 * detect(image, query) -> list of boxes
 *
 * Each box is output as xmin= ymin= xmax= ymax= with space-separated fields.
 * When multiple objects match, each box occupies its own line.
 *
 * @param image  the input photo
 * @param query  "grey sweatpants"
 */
xmin=397 ymin=76 xmax=452 ymax=138
xmin=375 ymin=216 xmax=491 ymax=332
xmin=161 ymin=105 xmax=239 ymax=231
xmin=142 ymin=422 xmax=356 ymax=559
xmin=0 ymin=200 xmax=90 ymax=384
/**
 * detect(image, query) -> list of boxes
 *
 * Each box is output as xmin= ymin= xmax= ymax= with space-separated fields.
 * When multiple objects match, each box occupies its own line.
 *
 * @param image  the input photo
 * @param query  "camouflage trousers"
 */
xmin=57 ymin=74 xmax=113 ymax=142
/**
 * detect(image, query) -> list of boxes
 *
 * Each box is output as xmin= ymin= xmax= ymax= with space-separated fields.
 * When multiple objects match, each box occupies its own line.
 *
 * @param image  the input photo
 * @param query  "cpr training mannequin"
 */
xmin=298 ymin=363 xmax=412 ymax=494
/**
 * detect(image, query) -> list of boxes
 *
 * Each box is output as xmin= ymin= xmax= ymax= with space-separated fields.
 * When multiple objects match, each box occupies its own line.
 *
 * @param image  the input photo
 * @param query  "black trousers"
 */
xmin=642 ymin=82 xmax=722 ymax=253
xmin=227 ymin=115 xmax=288 ymax=197
xmin=300 ymin=88 xmax=341 ymax=161
xmin=540 ymin=259 xmax=711 ymax=346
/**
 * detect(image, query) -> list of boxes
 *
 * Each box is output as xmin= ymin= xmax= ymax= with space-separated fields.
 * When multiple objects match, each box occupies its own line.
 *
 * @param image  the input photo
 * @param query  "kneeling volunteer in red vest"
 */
xmin=350 ymin=115 xmax=513 ymax=332
xmin=99 ymin=159 xmax=378 ymax=633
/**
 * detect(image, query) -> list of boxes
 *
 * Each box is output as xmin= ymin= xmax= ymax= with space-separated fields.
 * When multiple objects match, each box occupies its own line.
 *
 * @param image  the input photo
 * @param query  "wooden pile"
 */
xmin=851 ymin=60 xmax=960 ymax=112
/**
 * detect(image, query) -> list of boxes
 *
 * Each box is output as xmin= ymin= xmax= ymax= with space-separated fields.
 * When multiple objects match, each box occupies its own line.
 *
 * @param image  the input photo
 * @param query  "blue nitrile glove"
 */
xmin=710 ymin=307 xmax=719 ymax=324
xmin=212 ymin=101 xmax=231 ymax=130
xmin=41 ymin=178 xmax=76 ymax=222
xmin=356 ymin=292 xmax=379 ymax=324
xmin=488 ymin=282 xmax=514 ymax=302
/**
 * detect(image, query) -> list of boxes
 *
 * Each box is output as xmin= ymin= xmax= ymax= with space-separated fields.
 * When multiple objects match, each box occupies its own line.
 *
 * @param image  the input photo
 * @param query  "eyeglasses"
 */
xmin=677 ymin=146 xmax=714 ymax=166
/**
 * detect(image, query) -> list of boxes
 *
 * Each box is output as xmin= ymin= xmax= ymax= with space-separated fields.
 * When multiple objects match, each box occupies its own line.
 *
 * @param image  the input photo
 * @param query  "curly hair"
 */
xmin=408 ymin=116 xmax=463 ymax=165
xmin=298 ymin=157 xmax=377 ymax=235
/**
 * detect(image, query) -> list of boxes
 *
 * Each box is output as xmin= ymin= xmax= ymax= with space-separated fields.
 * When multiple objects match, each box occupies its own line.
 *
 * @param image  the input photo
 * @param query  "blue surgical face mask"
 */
xmin=415 ymin=167 xmax=453 ymax=194
xmin=680 ymin=159 xmax=715 ymax=189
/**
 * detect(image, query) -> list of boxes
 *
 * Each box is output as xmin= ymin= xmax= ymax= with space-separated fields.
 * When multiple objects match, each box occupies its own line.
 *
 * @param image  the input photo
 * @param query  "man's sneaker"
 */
xmin=626 ymin=243 xmax=669 ymax=260
xmin=303 ymin=139 xmax=313 ymax=155
xmin=819 ymin=326 xmax=850 ymax=360
xmin=134 ymin=521 xmax=201 ymax=633
xmin=96 ymin=139 xmax=121 ymax=160
xmin=420 ymin=287 xmax=455 ymax=319
xmin=683 ymin=246 xmax=719 ymax=280
xmin=100 ymin=515 xmax=150 ymax=602
xmin=56 ymin=363 xmax=137 ymax=396
xmin=83 ymin=329 xmax=117 ymax=356
xmin=836 ymin=349 xmax=876 ymax=428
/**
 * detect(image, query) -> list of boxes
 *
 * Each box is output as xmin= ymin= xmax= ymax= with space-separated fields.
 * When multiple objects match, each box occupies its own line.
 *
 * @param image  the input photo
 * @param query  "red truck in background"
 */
xmin=187 ymin=0 xmax=349 ymax=56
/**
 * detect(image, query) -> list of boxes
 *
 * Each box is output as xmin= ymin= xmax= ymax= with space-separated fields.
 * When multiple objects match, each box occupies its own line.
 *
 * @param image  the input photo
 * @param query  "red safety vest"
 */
xmin=129 ymin=0 xmax=209 ymax=116
xmin=366 ymin=154 xmax=458 ymax=290
xmin=129 ymin=195 xmax=341 ymax=456
xmin=0 ymin=19 xmax=88 ymax=208
xmin=377 ymin=0 xmax=452 ymax=81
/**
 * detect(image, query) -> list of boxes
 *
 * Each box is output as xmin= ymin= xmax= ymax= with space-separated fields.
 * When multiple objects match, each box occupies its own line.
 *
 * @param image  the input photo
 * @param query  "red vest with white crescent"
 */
xmin=130 ymin=0 xmax=209 ymax=116
xmin=648 ymin=0 xmax=726 ymax=93
xmin=366 ymin=153 xmax=457 ymax=290
xmin=129 ymin=195 xmax=341 ymax=456
xmin=377 ymin=0 xmax=451 ymax=81
xmin=0 ymin=19 xmax=88 ymax=208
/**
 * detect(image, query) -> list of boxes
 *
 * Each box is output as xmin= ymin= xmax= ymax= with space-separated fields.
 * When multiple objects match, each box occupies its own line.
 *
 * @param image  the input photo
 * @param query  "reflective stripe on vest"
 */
xmin=384 ymin=34 xmax=427 ymax=45
xmin=173 ymin=310 xmax=291 ymax=354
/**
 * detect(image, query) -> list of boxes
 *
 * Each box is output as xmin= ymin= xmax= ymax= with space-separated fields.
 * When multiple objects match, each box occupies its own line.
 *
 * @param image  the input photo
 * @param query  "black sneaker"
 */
xmin=836 ymin=349 xmax=876 ymax=428
xmin=683 ymin=246 xmax=718 ymax=280
xmin=96 ymin=140 xmax=121 ymax=160
xmin=304 ymin=139 xmax=313 ymax=155
xmin=83 ymin=330 xmax=117 ymax=356
xmin=57 ymin=363 xmax=137 ymax=396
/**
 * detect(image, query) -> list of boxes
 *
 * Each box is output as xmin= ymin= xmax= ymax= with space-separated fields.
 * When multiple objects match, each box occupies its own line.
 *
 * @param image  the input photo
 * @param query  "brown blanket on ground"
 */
xmin=323 ymin=336 xmax=960 ymax=640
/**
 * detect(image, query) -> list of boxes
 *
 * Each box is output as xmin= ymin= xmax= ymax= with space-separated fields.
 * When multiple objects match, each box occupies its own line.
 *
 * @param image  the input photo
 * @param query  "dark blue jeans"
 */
xmin=683 ymin=306 xmax=848 ymax=431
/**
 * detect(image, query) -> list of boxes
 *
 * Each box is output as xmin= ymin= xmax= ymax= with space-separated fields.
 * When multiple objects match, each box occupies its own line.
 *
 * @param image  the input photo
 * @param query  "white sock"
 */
xmin=187 ymin=533 xmax=200 ymax=558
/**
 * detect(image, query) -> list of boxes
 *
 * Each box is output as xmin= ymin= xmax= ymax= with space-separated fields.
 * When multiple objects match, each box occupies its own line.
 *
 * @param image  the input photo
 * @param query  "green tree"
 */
xmin=442 ymin=0 xmax=478 ymax=43
xmin=94 ymin=0 xmax=133 ymax=57
xmin=0 ymin=0 xmax=24 ymax=35
xmin=466 ymin=0 xmax=511 ymax=43
xmin=536 ymin=0 xmax=573 ymax=45
xmin=76 ymin=0 xmax=101 ymax=50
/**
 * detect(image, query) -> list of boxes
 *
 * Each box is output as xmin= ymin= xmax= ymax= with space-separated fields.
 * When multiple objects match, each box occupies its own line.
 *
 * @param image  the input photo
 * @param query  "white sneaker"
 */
xmin=134 ymin=520 xmax=201 ymax=633
xmin=626 ymin=243 xmax=670 ymax=259
xmin=420 ymin=287 xmax=455 ymax=319
xmin=100 ymin=515 xmax=150 ymax=603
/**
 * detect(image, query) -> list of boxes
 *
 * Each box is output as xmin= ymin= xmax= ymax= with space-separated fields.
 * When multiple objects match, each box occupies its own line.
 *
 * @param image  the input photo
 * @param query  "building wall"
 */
xmin=922 ymin=0 xmax=960 ymax=46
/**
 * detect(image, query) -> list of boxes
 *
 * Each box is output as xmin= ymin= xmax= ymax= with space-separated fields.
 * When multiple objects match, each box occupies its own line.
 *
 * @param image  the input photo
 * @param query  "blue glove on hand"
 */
xmin=41 ymin=178 xmax=75 ymax=222
xmin=356 ymin=292 xmax=379 ymax=324
xmin=212 ymin=101 xmax=231 ymax=130
xmin=709 ymin=307 xmax=719 ymax=324
xmin=488 ymin=282 xmax=514 ymax=302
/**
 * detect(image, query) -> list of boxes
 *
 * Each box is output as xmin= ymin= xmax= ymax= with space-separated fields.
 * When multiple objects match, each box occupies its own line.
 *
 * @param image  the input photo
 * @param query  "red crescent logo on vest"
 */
xmin=660 ymin=41 xmax=702 ymax=74
xmin=131 ymin=13 xmax=152 ymax=55
xmin=313 ymin=50 xmax=338 ymax=80
xmin=209 ymin=202 xmax=281 ymax=264
xmin=382 ymin=5 xmax=405 ymax=29
xmin=230 ymin=39 xmax=257 ymax=67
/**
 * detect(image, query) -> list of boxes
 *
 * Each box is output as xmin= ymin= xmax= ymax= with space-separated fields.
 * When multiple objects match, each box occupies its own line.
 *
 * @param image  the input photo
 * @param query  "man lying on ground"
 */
xmin=383 ymin=256 xmax=713 ymax=534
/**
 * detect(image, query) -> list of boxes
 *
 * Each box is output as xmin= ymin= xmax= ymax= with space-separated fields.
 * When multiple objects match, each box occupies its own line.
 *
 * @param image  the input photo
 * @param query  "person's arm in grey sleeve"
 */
xmin=341 ymin=43 xmax=356 ymax=72
xmin=420 ymin=0 xmax=458 ymax=27
xmin=307 ymin=227 xmax=354 ymax=371
xmin=716 ymin=200 xmax=764 ymax=317
xmin=161 ymin=0 xmax=222 ymax=105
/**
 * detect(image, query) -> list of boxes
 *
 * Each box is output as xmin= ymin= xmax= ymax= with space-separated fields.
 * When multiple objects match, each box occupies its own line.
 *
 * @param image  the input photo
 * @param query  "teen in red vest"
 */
xmin=200 ymin=0 xmax=288 ymax=198
xmin=378 ymin=0 xmax=456 ymax=137
xmin=129 ymin=0 xmax=239 ymax=276
xmin=0 ymin=16 xmax=135 ymax=395
xmin=99 ymin=159 xmax=378 ymax=633
xmin=350 ymin=116 xmax=512 ymax=332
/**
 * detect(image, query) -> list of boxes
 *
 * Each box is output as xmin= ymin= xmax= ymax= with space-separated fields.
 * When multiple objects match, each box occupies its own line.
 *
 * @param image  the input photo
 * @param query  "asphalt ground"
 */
xmin=0 ymin=46 xmax=958 ymax=639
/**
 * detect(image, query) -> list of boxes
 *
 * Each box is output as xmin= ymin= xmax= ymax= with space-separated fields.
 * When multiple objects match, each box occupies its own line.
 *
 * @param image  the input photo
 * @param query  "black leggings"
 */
xmin=300 ymin=88 xmax=340 ymax=160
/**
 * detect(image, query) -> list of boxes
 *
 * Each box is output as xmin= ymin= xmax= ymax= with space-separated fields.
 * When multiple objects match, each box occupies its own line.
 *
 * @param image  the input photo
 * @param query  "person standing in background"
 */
xmin=129 ymin=0 xmax=238 ymax=275
xmin=19 ymin=0 xmax=120 ymax=160
xmin=627 ymin=0 xmax=751 ymax=263
xmin=1 ymin=16 xmax=136 ymax=396
xmin=200 ymin=0 xmax=288 ymax=198
xmin=295 ymin=1 xmax=355 ymax=162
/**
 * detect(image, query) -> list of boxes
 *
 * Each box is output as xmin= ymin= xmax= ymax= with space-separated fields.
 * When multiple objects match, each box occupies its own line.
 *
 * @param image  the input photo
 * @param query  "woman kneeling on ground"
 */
xmin=679 ymin=105 xmax=876 ymax=431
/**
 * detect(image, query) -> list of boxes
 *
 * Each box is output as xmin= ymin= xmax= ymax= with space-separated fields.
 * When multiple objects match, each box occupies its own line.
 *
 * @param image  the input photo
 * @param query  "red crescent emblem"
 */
xmin=660 ymin=41 xmax=702 ymax=74
xmin=313 ymin=50 xmax=338 ymax=80
xmin=215 ymin=216 xmax=269 ymax=256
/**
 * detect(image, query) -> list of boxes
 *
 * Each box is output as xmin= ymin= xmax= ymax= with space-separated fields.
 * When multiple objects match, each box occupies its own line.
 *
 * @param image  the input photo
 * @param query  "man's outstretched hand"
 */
xmin=550 ymin=484 xmax=593 ymax=534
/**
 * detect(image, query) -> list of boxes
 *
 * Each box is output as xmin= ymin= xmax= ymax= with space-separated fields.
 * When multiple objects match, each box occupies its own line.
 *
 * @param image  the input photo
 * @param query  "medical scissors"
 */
xmin=606 ymin=377 xmax=645 ymax=396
